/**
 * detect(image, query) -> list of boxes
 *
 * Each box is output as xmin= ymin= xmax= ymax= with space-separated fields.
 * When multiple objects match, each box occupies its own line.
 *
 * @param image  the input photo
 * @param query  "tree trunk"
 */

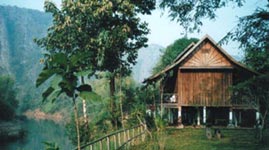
xmin=152 ymin=85 xmax=156 ymax=118
xmin=259 ymin=109 xmax=268 ymax=142
xmin=81 ymin=77 xmax=89 ymax=125
xmin=81 ymin=76 xmax=91 ymax=142
xmin=72 ymin=96 xmax=81 ymax=150
xmin=109 ymin=74 xmax=118 ymax=129
xmin=81 ymin=77 xmax=88 ymax=124
xmin=160 ymin=79 xmax=164 ymax=119
xmin=119 ymin=74 xmax=124 ymax=128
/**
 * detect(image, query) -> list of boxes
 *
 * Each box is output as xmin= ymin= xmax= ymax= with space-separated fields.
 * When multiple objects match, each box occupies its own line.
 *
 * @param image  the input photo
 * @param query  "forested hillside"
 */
xmin=0 ymin=6 xmax=51 ymax=112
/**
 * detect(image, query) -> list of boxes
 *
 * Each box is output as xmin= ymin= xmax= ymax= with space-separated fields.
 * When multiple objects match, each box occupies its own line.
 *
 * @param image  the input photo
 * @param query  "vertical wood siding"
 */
xmin=178 ymin=70 xmax=232 ymax=106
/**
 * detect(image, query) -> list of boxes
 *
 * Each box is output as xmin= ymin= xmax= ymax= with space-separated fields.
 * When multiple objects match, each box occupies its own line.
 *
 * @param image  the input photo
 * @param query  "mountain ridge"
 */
xmin=132 ymin=44 xmax=163 ymax=83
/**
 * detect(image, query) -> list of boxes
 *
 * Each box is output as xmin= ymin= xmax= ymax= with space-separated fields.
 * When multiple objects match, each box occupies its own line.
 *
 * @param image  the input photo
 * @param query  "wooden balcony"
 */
xmin=162 ymin=93 xmax=178 ymax=108
xmin=160 ymin=93 xmax=253 ymax=109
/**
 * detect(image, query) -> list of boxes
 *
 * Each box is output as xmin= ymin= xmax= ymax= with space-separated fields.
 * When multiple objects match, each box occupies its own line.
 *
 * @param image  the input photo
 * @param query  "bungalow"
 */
xmin=144 ymin=35 xmax=259 ymax=127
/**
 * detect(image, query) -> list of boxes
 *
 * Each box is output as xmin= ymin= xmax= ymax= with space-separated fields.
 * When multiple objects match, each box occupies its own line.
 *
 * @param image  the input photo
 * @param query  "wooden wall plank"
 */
xmin=178 ymin=70 xmax=232 ymax=106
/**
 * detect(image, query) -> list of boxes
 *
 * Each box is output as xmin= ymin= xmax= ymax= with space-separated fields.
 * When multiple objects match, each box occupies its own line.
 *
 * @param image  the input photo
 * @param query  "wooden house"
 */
xmin=144 ymin=35 xmax=259 ymax=127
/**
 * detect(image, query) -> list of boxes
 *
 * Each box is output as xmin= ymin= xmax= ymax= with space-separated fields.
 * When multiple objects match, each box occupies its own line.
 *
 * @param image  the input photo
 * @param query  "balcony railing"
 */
xmin=162 ymin=93 xmax=178 ymax=103
xmin=157 ymin=93 xmax=252 ymax=107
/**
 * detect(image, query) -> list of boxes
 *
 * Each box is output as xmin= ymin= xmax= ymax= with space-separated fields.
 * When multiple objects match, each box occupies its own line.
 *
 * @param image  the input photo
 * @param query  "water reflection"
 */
xmin=0 ymin=119 xmax=74 ymax=150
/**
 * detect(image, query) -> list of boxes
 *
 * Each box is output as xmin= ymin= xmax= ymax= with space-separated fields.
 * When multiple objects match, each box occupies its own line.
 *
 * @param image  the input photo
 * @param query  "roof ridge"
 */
xmin=173 ymin=42 xmax=196 ymax=63
xmin=143 ymin=34 xmax=259 ymax=83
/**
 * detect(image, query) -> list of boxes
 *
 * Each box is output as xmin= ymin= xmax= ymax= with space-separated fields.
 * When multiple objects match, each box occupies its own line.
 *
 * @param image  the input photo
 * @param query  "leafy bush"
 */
xmin=0 ymin=76 xmax=18 ymax=120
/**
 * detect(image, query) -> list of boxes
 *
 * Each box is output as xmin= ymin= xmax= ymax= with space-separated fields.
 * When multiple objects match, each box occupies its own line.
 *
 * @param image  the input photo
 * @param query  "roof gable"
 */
xmin=182 ymin=40 xmax=232 ymax=67
xmin=143 ymin=34 xmax=258 ymax=83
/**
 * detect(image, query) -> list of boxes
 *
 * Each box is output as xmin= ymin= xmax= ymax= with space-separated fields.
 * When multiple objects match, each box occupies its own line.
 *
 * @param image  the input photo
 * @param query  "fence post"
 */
xmin=131 ymin=128 xmax=134 ymax=145
xmin=99 ymin=140 xmax=102 ymax=150
xmin=142 ymin=124 xmax=144 ymax=142
xmin=127 ymin=129 xmax=130 ymax=148
xmin=106 ymin=137 xmax=110 ymax=150
xmin=140 ymin=125 xmax=143 ymax=142
xmin=118 ymin=132 xmax=121 ymax=147
xmin=124 ymin=130 xmax=126 ymax=143
xmin=113 ymin=135 xmax=116 ymax=149
xmin=74 ymin=124 xmax=147 ymax=150
xmin=127 ymin=129 xmax=130 ymax=140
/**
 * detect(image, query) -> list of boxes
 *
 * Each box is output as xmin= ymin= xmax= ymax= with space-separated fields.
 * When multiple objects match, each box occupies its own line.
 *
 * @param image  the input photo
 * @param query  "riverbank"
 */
xmin=0 ymin=120 xmax=24 ymax=142
xmin=23 ymin=108 xmax=64 ymax=123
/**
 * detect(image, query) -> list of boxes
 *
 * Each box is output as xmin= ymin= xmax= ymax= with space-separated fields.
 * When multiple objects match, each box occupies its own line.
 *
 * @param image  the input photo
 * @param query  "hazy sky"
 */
xmin=0 ymin=0 xmax=267 ymax=56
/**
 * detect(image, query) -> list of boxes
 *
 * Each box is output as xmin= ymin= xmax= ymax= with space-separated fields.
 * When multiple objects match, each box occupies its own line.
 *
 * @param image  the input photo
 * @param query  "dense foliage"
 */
xmin=0 ymin=76 xmax=18 ymax=120
xmin=153 ymin=37 xmax=198 ymax=74
xmin=232 ymin=74 xmax=269 ymax=141
xmin=65 ymin=74 xmax=158 ymax=145
xmin=222 ymin=3 xmax=269 ymax=73
xmin=35 ymin=0 xmax=155 ymax=148
xmin=35 ymin=0 xmax=155 ymax=109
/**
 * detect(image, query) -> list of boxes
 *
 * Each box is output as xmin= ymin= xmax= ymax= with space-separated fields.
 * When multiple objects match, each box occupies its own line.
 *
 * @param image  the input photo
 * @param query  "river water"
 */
xmin=0 ymin=119 xmax=74 ymax=150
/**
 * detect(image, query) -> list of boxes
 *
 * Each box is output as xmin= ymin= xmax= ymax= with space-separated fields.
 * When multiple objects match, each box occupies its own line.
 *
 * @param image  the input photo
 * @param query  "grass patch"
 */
xmin=130 ymin=128 xmax=269 ymax=150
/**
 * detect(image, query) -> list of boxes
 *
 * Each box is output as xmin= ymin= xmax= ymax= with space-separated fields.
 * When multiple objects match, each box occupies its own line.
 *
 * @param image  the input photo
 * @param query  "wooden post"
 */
xmin=228 ymin=108 xmax=234 ymax=127
xmin=239 ymin=111 xmax=242 ymax=124
xmin=127 ymin=129 xmax=130 ymax=148
xmin=141 ymin=125 xmax=145 ymax=142
xmin=90 ymin=145 xmax=93 ymax=150
xmin=106 ymin=137 xmax=110 ymax=150
xmin=118 ymin=132 xmax=121 ymax=147
xmin=178 ymin=106 xmax=183 ymax=128
xmin=256 ymin=111 xmax=260 ymax=121
xmin=234 ymin=111 xmax=238 ymax=127
xmin=142 ymin=125 xmax=144 ymax=142
xmin=203 ymin=106 xmax=206 ymax=124
xmin=99 ymin=140 xmax=102 ymax=150
xmin=229 ymin=108 xmax=233 ymax=123
xmin=197 ymin=107 xmax=201 ymax=126
xmin=132 ymin=128 xmax=135 ymax=145
xmin=124 ymin=130 xmax=126 ymax=143
xmin=169 ymin=108 xmax=173 ymax=124
xmin=113 ymin=135 xmax=116 ymax=149
xmin=127 ymin=129 xmax=130 ymax=140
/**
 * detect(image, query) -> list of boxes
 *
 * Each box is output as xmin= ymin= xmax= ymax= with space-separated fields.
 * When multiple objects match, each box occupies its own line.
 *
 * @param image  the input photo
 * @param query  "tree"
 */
xmin=153 ymin=37 xmax=198 ymax=74
xmin=35 ymin=0 xmax=102 ymax=149
xmin=92 ymin=0 xmax=155 ymax=128
xmin=232 ymin=74 xmax=269 ymax=142
xmin=224 ymin=3 xmax=269 ymax=142
xmin=35 ymin=0 xmax=155 ymax=148
xmin=159 ymin=0 xmax=245 ymax=33
xmin=0 ymin=76 xmax=18 ymax=120
xmin=222 ymin=4 xmax=269 ymax=73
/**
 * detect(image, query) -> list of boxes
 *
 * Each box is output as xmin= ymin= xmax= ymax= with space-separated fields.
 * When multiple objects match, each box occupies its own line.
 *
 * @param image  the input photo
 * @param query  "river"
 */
xmin=0 ymin=119 xmax=74 ymax=150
